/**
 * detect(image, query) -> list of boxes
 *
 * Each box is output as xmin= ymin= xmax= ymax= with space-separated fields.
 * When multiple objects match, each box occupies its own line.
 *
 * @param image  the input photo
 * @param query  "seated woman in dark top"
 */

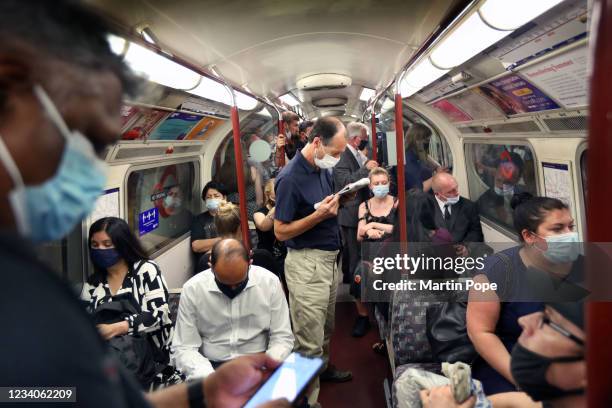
xmin=253 ymin=178 xmax=286 ymax=277
xmin=81 ymin=217 xmax=181 ymax=389
xmin=467 ymin=193 xmax=584 ymax=395
xmin=190 ymin=181 xmax=227 ymax=272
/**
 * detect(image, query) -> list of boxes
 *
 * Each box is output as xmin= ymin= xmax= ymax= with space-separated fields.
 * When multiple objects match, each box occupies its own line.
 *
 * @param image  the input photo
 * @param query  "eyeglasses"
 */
xmin=541 ymin=316 xmax=585 ymax=346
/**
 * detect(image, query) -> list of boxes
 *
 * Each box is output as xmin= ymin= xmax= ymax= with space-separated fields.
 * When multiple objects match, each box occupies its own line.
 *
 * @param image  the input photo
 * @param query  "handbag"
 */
xmin=426 ymin=301 xmax=477 ymax=364
xmin=93 ymin=262 xmax=168 ymax=388
xmin=426 ymin=252 xmax=513 ymax=364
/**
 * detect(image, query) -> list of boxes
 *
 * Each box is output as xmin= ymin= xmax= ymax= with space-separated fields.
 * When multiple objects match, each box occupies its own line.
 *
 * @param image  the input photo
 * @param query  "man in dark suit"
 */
xmin=333 ymin=122 xmax=377 ymax=336
xmin=430 ymin=172 xmax=484 ymax=256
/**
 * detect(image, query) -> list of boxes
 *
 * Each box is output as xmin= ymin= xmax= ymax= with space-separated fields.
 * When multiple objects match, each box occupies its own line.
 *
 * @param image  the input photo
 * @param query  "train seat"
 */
xmin=167 ymin=289 xmax=182 ymax=327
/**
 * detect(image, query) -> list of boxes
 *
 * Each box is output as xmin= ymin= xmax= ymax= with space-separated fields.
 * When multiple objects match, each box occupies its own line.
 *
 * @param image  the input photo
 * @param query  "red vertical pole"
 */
xmin=231 ymin=106 xmax=251 ymax=250
xmin=275 ymin=120 xmax=286 ymax=167
xmin=394 ymin=93 xmax=407 ymax=243
xmin=587 ymin=0 xmax=612 ymax=406
xmin=371 ymin=114 xmax=378 ymax=162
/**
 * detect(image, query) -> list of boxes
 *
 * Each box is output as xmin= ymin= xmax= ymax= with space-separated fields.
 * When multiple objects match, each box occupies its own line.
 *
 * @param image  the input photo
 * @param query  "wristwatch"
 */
xmin=187 ymin=380 xmax=206 ymax=408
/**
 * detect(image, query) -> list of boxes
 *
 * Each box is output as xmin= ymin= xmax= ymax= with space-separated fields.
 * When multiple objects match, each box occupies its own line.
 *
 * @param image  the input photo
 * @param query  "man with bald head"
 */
xmin=429 ymin=172 xmax=483 ymax=256
xmin=172 ymin=238 xmax=294 ymax=380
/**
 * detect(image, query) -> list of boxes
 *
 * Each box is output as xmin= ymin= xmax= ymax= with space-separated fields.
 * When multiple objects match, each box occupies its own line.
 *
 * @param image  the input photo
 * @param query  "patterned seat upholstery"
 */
xmin=389 ymin=283 xmax=442 ymax=366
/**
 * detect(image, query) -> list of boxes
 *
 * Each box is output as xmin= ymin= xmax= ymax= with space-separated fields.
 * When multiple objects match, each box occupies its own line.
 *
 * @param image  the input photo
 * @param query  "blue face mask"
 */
xmin=537 ymin=232 xmax=581 ymax=264
xmin=206 ymin=198 xmax=221 ymax=211
xmin=90 ymin=248 xmax=122 ymax=269
xmin=0 ymin=85 xmax=107 ymax=242
xmin=372 ymin=184 xmax=389 ymax=198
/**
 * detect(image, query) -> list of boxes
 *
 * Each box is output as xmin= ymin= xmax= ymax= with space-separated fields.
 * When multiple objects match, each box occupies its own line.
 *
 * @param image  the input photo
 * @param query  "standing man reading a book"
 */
xmin=274 ymin=117 xmax=353 ymax=406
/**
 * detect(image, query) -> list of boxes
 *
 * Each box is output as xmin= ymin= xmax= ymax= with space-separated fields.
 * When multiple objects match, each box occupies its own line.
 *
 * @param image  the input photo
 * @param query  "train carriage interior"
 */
xmin=10 ymin=0 xmax=612 ymax=406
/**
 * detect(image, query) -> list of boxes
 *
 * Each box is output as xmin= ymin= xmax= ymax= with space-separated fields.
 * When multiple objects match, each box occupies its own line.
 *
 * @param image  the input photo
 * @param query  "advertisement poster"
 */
xmin=521 ymin=46 xmax=588 ymax=108
xmin=120 ymin=105 xmax=141 ymax=128
xmin=431 ymin=100 xmax=472 ymax=123
xmin=477 ymin=74 xmax=560 ymax=115
xmin=121 ymin=108 xmax=168 ymax=140
xmin=415 ymin=77 xmax=468 ymax=104
xmin=148 ymin=112 xmax=203 ymax=141
xmin=542 ymin=162 xmax=574 ymax=212
xmin=445 ymin=89 xmax=506 ymax=121
xmin=488 ymin=0 xmax=588 ymax=68
xmin=185 ymin=116 xmax=227 ymax=141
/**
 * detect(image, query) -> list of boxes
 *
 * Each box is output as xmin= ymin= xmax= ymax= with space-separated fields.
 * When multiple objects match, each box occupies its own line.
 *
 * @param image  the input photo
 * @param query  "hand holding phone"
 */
xmin=243 ymin=352 xmax=324 ymax=408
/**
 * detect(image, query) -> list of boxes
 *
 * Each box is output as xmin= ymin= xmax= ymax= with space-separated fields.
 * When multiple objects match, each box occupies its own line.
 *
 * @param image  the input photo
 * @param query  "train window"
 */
xmin=402 ymin=105 xmax=453 ymax=172
xmin=465 ymin=143 xmax=537 ymax=233
xmin=211 ymin=107 xmax=278 ymax=221
xmin=126 ymin=160 xmax=200 ymax=255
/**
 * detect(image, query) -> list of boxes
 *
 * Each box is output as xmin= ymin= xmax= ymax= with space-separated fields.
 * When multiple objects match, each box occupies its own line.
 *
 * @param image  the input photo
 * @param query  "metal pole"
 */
xmin=223 ymin=84 xmax=251 ymax=250
xmin=394 ymin=73 xmax=408 ymax=243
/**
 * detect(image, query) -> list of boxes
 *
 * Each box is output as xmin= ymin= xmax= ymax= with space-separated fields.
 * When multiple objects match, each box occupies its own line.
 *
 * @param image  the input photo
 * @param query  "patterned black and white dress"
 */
xmin=81 ymin=260 xmax=182 ymax=388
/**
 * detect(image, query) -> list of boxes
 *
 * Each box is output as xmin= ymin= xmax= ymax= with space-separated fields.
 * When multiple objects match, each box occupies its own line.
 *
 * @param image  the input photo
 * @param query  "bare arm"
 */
xmin=489 ymin=392 xmax=542 ymax=408
xmin=191 ymin=237 xmax=221 ymax=253
xmin=357 ymin=203 xmax=368 ymax=242
xmin=368 ymin=221 xmax=394 ymax=234
xmin=467 ymin=275 xmax=515 ymax=385
xmin=254 ymin=208 xmax=275 ymax=232
xmin=252 ymin=166 xmax=264 ymax=207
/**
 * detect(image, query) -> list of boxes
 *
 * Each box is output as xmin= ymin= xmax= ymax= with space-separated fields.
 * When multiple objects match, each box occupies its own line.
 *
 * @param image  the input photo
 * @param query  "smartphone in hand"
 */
xmin=244 ymin=353 xmax=324 ymax=408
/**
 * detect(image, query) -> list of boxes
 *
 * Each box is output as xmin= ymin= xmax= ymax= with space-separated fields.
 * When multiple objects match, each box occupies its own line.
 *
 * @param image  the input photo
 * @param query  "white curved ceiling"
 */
xmin=89 ymin=0 xmax=460 ymax=118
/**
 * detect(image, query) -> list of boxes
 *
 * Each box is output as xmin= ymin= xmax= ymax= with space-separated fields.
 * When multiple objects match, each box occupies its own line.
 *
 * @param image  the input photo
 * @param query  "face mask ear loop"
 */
xmin=0 ymin=135 xmax=25 ymax=189
xmin=32 ymin=85 xmax=70 ymax=141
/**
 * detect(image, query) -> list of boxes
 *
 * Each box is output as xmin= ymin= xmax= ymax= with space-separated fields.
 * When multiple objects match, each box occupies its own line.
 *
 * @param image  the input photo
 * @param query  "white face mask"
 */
xmin=444 ymin=195 xmax=460 ymax=205
xmin=314 ymin=144 xmax=340 ymax=169
xmin=536 ymin=232 xmax=581 ymax=264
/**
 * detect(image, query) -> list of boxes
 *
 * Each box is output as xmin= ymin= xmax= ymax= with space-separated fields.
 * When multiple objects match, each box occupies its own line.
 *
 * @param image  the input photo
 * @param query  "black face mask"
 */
xmin=511 ymin=343 xmax=585 ymax=402
xmin=358 ymin=139 xmax=369 ymax=151
xmin=214 ymin=275 xmax=249 ymax=299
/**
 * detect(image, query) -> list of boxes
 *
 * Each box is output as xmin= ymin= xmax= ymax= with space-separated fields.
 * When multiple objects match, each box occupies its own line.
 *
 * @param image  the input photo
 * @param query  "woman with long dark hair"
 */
xmin=81 ymin=217 xmax=180 ymax=389
xmin=467 ymin=193 xmax=583 ymax=395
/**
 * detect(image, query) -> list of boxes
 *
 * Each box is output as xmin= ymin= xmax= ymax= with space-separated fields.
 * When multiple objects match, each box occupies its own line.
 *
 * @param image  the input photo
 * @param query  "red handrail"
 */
xmin=394 ymin=93 xmax=407 ymax=243
xmin=371 ymin=114 xmax=378 ymax=163
xmin=586 ymin=0 xmax=612 ymax=406
xmin=275 ymin=120 xmax=286 ymax=167
xmin=230 ymin=106 xmax=251 ymax=250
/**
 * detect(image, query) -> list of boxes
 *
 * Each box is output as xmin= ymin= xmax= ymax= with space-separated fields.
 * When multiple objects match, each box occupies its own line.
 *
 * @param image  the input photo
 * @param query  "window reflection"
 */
xmin=467 ymin=143 xmax=537 ymax=231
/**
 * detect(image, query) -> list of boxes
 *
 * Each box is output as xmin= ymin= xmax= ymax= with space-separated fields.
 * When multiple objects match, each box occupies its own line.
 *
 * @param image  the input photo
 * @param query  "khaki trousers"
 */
xmin=284 ymin=247 xmax=339 ymax=405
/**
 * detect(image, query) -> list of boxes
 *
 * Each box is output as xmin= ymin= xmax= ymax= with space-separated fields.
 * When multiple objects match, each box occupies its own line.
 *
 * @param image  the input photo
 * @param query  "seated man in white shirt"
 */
xmin=172 ymin=238 xmax=294 ymax=380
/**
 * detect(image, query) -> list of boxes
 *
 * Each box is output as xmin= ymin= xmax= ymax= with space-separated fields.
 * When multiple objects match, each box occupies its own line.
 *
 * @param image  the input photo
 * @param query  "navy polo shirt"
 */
xmin=274 ymin=151 xmax=341 ymax=251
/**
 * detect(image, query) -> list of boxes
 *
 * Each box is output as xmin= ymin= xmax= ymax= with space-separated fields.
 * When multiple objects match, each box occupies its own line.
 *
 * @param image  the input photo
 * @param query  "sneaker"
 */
xmin=319 ymin=365 xmax=352 ymax=383
xmin=351 ymin=315 xmax=371 ymax=337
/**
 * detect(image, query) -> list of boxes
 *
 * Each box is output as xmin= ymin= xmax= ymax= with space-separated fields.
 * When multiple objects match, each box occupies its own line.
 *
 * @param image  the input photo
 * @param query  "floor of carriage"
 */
xmin=319 ymin=284 xmax=391 ymax=408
